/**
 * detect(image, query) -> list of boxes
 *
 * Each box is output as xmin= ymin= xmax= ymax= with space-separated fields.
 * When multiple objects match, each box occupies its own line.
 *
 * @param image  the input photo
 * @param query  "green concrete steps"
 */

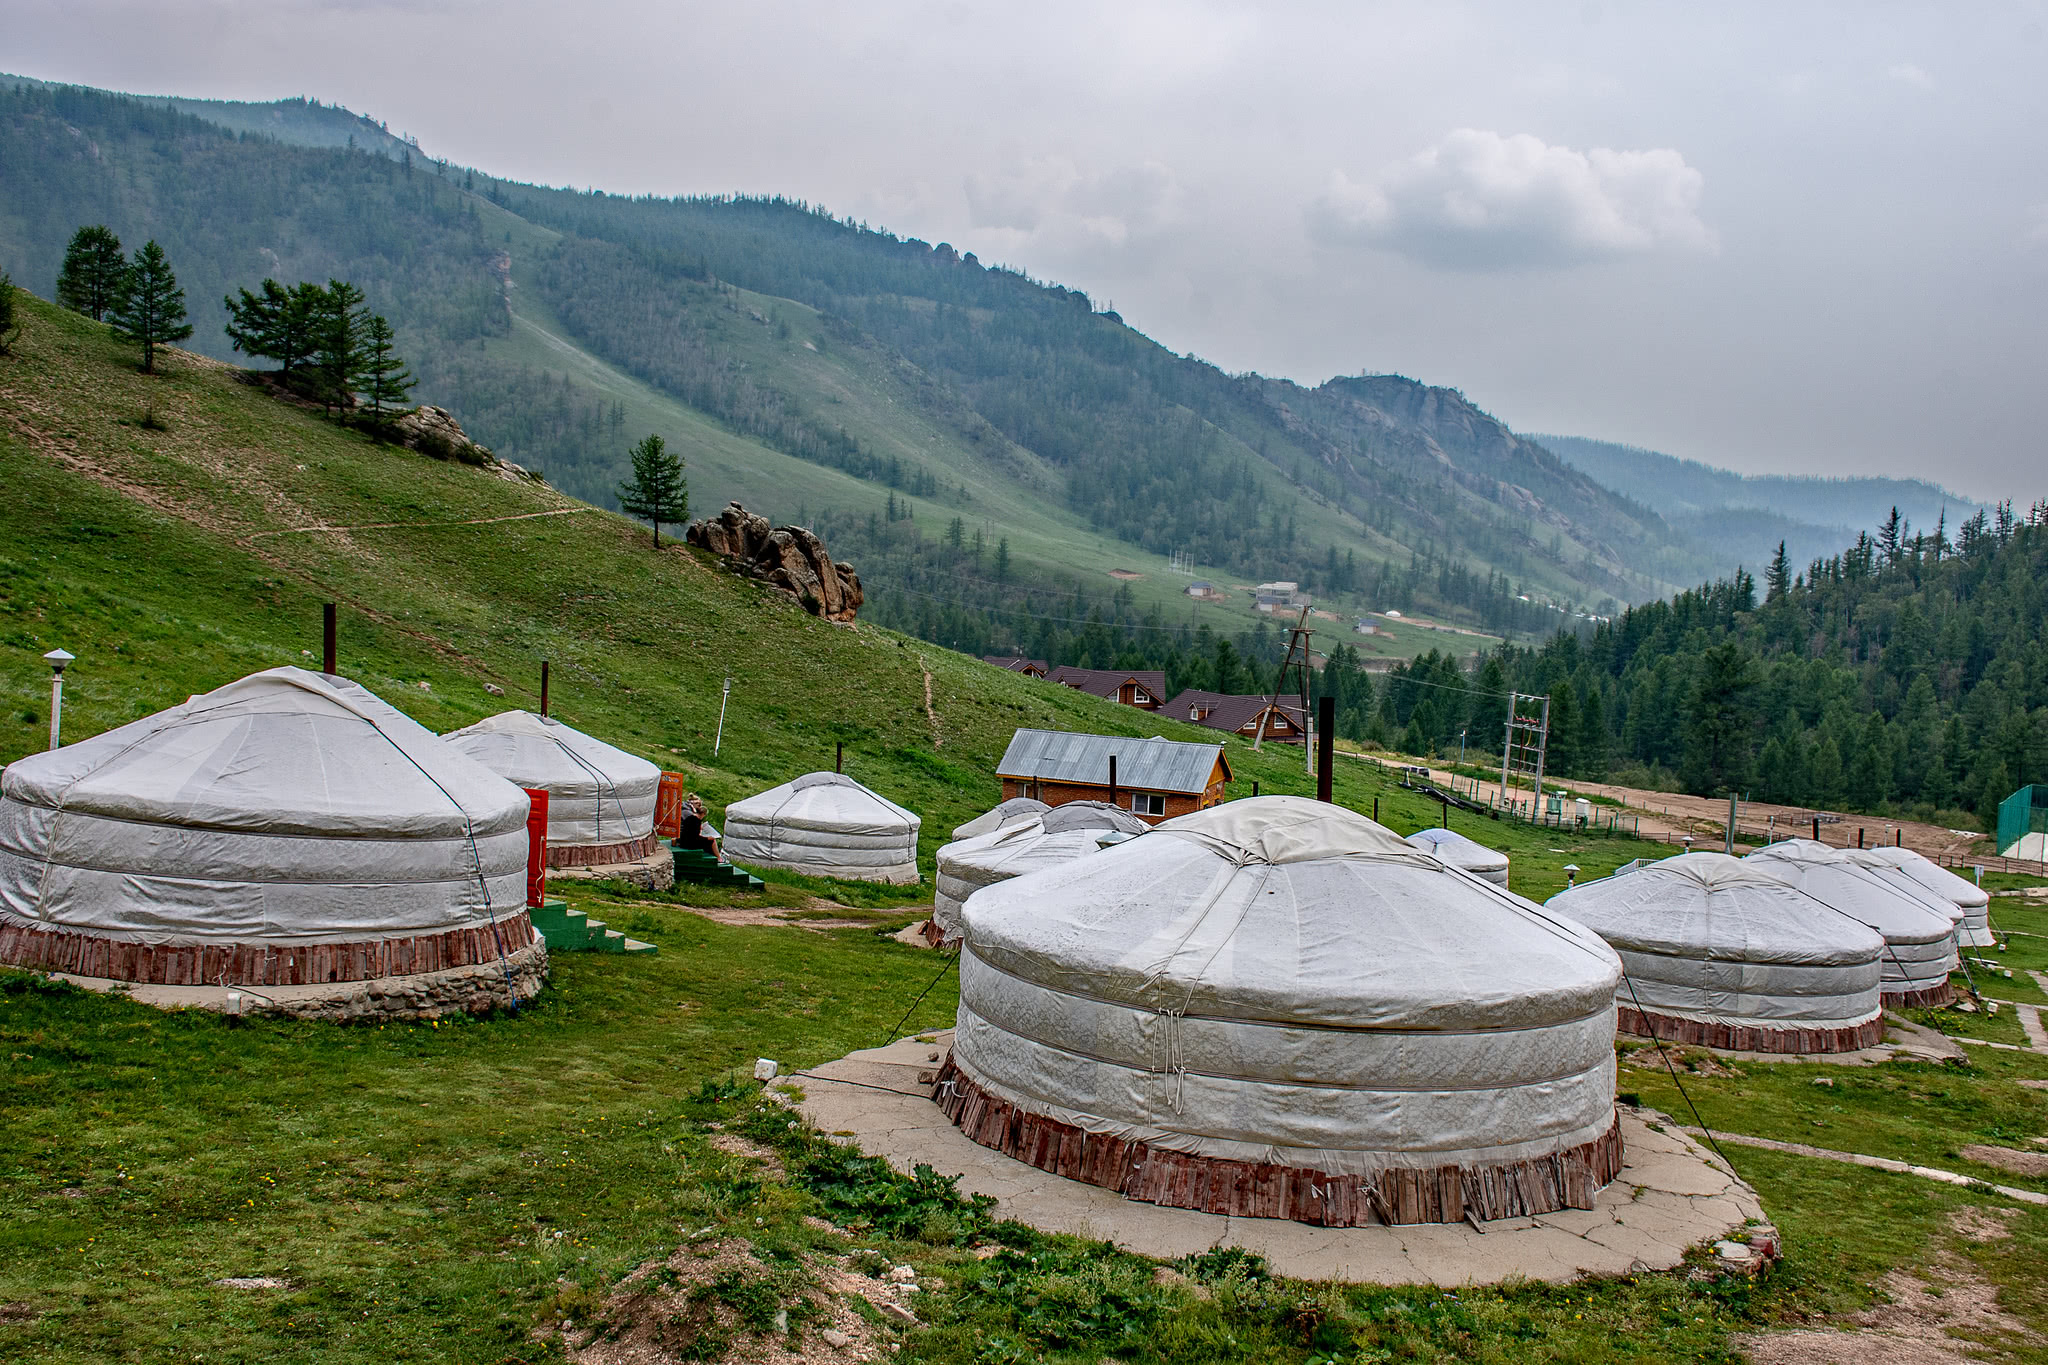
xmin=529 ymin=898 xmax=657 ymax=954
xmin=671 ymin=845 xmax=764 ymax=890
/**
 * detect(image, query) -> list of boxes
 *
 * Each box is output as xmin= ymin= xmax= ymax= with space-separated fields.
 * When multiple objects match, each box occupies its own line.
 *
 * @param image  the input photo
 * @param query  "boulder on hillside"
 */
xmin=687 ymin=502 xmax=864 ymax=623
xmin=393 ymin=405 xmax=495 ymax=467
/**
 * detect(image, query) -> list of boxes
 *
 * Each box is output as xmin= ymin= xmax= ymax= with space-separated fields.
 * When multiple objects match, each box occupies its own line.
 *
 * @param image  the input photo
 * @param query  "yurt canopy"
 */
xmin=1850 ymin=847 xmax=1995 ymax=949
xmin=939 ymin=796 xmax=1624 ymax=1225
xmin=952 ymin=796 xmax=1050 ymax=842
xmin=1547 ymin=852 xmax=1885 ymax=1053
xmin=933 ymin=801 xmax=1147 ymax=943
xmin=442 ymin=710 xmax=659 ymax=853
xmin=1745 ymin=839 xmax=1957 ymax=1006
xmin=1405 ymin=827 xmax=1510 ymax=885
xmin=722 ymin=772 xmax=921 ymax=883
xmin=0 ymin=667 xmax=534 ymax=992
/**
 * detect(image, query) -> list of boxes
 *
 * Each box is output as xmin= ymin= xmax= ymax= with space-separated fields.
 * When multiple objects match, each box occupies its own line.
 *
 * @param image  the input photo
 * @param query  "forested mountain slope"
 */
xmin=0 ymin=77 xmax=1712 ymax=652
xmin=1540 ymin=432 xmax=1983 ymax=579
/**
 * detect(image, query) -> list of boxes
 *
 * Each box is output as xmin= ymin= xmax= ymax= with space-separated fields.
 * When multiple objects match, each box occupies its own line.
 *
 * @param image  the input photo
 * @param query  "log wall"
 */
xmin=1617 ymin=1004 xmax=1885 ymax=1054
xmin=546 ymin=831 xmax=664 ymax=869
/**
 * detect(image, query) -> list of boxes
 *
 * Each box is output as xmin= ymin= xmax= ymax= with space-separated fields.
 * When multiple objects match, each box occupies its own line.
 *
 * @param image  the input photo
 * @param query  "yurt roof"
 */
xmin=963 ymin=796 xmax=1618 ymax=1030
xmin=1404 ymin=826 xmax=1510 ymax=872
xmin=1851 ymin=847 xmax=1988 ymax=909
xmin=2 ymin=667 xmax=525 ymax=838
xmin=1744 ymin=840 xmax=1955 ymax=943
xmin=1547 ymin=852 xmax=1885 ymax=963
xmin=952 ymin=796 xmax=1050 ymax=841
xmin=726 ymin=771 xmax=919 ymax=834
xmin=943 ymin=802 xmax=1146 ymax=878
xmin=441 ymin=710 xmax=659 ymax=795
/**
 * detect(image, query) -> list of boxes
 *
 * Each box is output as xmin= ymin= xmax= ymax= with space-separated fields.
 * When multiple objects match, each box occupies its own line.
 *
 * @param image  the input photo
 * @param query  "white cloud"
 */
xmin=2027 ymin=203 xmax=2048 ymax=244
xmin=1885 ymin=62 xmax=1934 ymax=90
xmin=1309 ymin=129 xmax=1715 ymax=270
xmin=964 ymin=157 xmax=1181 ymax=251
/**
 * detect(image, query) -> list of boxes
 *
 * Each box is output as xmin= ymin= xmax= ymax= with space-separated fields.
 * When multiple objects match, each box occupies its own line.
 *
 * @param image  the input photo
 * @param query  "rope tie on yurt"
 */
xmin=1620 ymin=970 xmax=1735 ymax=1173
xmin=875 ymin=951 xmax=959 ymax=1051
xmin=387 ymin=727 xmax=520 ymax=1012
xmin=553 ymin=739 xmax=621 ymax=846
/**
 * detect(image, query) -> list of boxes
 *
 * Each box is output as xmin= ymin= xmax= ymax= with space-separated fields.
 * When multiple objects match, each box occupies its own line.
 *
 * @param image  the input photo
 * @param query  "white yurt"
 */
xmin=442 ymin=711 xmax=661 ymax=868
xmin=938 ymin=797 xmax=1624 ymax=1225
xmin=951 ymin=796 xmax=1050 ymax=842
xmin=722 ymin=772 xmax=921 ymax=883
xmin=1851 ymin=847 xmax=1995 ymax=949
xmin=1745 ymin=839 xmax=1958 ymax=1007
xmin=0 ymin=667 xmax=542 ymax=1011
xmin=932 ymin=801 xmax=1148 ymax=944
xmin=1546 ymin=852 xmax=1886 ymax=1053
xmin=1404 ymin=826 xmax=1511 ymax=886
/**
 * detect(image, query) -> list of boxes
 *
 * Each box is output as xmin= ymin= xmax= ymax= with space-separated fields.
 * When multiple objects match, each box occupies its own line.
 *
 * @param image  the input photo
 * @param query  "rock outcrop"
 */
xmin=393 ymin=405 xmax=495 ymax=467
xmin=687 ymin=502 xmax=864 ymax=622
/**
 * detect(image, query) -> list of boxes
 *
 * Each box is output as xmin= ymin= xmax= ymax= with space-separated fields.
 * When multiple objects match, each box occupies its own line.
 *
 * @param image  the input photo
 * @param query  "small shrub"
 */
xmin=139 ymin=402 xmax=166 ymax=431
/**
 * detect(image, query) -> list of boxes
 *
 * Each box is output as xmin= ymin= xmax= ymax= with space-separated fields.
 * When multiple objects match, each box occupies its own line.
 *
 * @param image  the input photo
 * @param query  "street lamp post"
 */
xmin=713 ymin=677 xmax=732 ymax=757
xmin=44 ymin=649 xmax=74 ymax=750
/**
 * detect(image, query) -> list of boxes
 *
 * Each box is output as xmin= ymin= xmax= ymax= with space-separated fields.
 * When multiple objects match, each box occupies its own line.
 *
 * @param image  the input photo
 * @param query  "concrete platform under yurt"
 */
xmin=791 ymin=1032 xmax=1769 ymax=1286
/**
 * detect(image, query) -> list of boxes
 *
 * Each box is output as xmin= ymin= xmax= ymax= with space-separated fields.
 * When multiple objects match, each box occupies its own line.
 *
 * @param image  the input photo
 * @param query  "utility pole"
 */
xmin=1501 ymin=691 xmax=1551 ymax=822
xmin=1257 ymin=605 xmax=1316 ymax=779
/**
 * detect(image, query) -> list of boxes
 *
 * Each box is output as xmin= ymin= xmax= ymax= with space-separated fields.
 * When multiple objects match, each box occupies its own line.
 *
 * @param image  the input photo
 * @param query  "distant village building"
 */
xmin=1354 ymin=619 xmax=1377 ymax=635
xmin=1253 ymin=580 xmax=1307 ymax=614
xmin=1184 ymin=580 xmax=1222 ymax=600
xmin=981 ymin=655 xmax=1049 ymax=678
xmin=996 ymin=729 xmax=1230 ymax=822
xmin=1165 ymin=689 xmax=1307 ymax=744
xmin=1048 ymin=666 xmax=1166 ymax=710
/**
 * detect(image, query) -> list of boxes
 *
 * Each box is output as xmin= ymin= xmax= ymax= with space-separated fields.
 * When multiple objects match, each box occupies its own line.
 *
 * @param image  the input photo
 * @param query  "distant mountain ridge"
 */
xmin=0 ymin=72 xmax=420 ymax=160
xmin=1536 ymin=433 xmax=1983 ymax=577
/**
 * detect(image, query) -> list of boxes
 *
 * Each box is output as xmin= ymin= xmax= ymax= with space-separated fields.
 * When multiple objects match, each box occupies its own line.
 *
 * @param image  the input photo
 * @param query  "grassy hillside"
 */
xmin=0 ymin=77 xmax=1708 ymax=662
xmin=5 ymin=296 xmax=2048 ymax=1365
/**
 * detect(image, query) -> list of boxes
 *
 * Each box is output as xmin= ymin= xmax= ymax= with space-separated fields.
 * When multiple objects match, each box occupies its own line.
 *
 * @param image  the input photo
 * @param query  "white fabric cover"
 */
xmin=952 ymin=797 xmax=1050 ymax=841
xmin=1546 ymin=853 xmax=1884 ymax=1032
xmin=1850 ymin=848 xmax=1995 ymax=949
xmin=952 ymin=796 xmax=1622 ymax=1175
xmin=441 ymin=710 xmax=658 ymax=848
xmin=1745 ymin=840 xmax=1958 ymax=996
xmin=933 ymin=802 xmax=1148 ymax=942
xmin=1405 ymin=827 xmax=1510 ymax=885
xmin=0 ymin=667 xmax=529 ymax=944
xmin=723 ymin=772 xmax=921 ymax=883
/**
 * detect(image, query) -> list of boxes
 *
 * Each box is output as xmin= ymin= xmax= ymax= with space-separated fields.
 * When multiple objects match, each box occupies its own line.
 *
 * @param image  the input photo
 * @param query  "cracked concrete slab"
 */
xmin=792 ymin=1032 xmax=1767 ymax=1285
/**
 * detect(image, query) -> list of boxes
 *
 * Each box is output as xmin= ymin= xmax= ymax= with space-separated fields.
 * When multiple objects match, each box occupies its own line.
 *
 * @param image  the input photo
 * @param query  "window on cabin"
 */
xmin=1131 ymin=792 xmax=1166 ymax=816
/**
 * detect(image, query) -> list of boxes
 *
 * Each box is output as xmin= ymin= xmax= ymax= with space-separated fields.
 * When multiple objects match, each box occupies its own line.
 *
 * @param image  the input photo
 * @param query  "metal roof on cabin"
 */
xmin=996 ymin=728 xmax=1228 ymax=795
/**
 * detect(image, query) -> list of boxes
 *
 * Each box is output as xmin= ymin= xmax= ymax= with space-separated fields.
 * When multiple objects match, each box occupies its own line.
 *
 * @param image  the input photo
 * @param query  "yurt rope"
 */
xmin=1620 ymin=971 xmax=1736 ymax=1173
xmin=551 ymin=738 xmax=621 ymax=846
xmin=875 ymin=951 xmax=960 ymax=1051
xmin=385 ymin=731 xmax=521 ymax=1009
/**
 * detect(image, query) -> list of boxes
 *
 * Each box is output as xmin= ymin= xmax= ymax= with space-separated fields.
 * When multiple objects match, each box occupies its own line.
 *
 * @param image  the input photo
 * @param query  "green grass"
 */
xmin=8 ymin=295 xmax=2048 ymax=1361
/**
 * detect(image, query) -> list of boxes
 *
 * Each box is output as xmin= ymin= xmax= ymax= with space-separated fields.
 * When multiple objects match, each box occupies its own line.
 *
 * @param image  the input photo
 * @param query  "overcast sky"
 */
xmin=14 ymin=1 xmax=2047 ymax=498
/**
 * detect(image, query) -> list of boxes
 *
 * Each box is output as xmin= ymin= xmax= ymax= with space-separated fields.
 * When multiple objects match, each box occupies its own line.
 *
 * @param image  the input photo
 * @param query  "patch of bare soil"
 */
xmin=706 ymin=1130 xmax=786 ymax=1180
xmin=663 ymin=898 xmax=900 ymax=932
xmin=559 ymin=1238 xmax=907 ymax=1364
xmin=1957 ymin=1144 xmax=2048 ymax=1178
xmin=1735 ymin=1229 xmax=2024 ymax=1365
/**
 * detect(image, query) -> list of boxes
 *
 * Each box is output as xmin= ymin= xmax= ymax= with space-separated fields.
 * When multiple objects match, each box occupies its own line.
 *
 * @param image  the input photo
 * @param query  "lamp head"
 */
xmin=44 ymin=648 xmax=74 ymax=675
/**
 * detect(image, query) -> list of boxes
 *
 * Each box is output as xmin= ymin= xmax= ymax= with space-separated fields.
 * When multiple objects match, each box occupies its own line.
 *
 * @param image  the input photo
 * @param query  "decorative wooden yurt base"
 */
xmin=794 ymin=1031 xmax=1771 ymax=1285
xmin=0 ymin=910 xmax=537 ymax=987
xmin=1618 ymin=1004 xmax=1886 ymax=1054
xmin=28 ymin=936 xmax=548 ymax=1023
xmin=542 ymin=835 xmax=675 ymax=891
xmin=933 ymin=1057 xmax=1624 ymax=1226
xmin=1885 ymin=981 xmax=1957 ymax=1009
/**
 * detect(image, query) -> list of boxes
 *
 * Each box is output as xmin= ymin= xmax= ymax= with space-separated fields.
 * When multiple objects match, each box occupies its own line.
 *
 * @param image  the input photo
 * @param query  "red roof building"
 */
xmin=1164 ymin=689 xmax=1308 ymax=744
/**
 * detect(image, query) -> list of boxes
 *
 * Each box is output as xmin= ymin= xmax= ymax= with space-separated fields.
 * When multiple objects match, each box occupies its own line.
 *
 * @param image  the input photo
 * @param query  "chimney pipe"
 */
xmin=540 ymin=660 xmax=550 ymax=717
xmin=1109 ymin=755 xmax=1119 ymax=809
xmin=322 ymin=603 xmax=337 ymax=675
xmin=1316 ymin=695 xmax=1335 ymax=803
xmin=836 ymin=741 xmax=844 ymax=773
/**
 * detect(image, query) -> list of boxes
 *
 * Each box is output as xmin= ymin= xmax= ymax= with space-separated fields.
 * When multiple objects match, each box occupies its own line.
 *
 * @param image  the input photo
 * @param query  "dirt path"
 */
xmin=1676 ymin=1128 xmax=2048 ymax=1207
xmin=917 ymin=655 xmax=943 ymax=747
xmin=248 ymin=507 xmax=593 ymax=539
xmin=1353 ymin=752 xmax=1985 ymax=858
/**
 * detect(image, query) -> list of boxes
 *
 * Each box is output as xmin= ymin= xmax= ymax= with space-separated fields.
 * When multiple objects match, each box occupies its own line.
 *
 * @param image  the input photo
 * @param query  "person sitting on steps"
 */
xmin=678 ymin=793 xmax=721 ymax=860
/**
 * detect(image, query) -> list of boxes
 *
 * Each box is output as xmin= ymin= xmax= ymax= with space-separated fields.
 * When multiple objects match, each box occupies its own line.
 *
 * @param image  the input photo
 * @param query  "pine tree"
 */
xmin=313 ymin=279 xmax=368 ymax=414
xmin=993 ymin=537 xmax=1011 ymax=583
xmin=356 ymin=314 xmax=416 ymax=426
xmin=224 ymin=278 xmax=327 ymax=383
xmin=108 ymin=241 xmax=192 ymax=374
xmin=55 ymin=225 xmax=126 ymax=321
xmin=1764 ymin=541 xmax=1791 ymax=603
xmin=0 ymin=270 xmax=19 ymax=356
xmin=1679 ymin=642 xmax=1761 ymax=796
xmin=615 ymin=434 xmax=687 ymax=548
